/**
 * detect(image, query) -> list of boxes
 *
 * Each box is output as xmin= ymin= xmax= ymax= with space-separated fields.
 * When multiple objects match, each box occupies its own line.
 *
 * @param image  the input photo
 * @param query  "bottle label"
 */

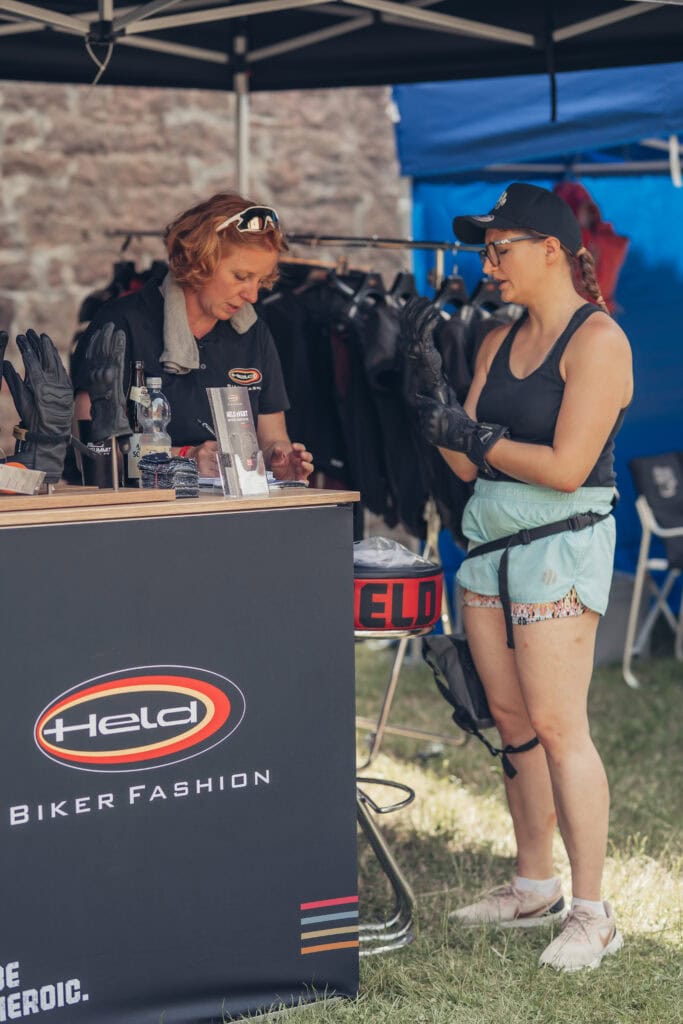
xmin=130 ymin=386 xmax=150 ymax=407
xmin=139 ymin=442 xmax=171 ymax=457
xmin=126 ymin=433 xmax=142 ymax=480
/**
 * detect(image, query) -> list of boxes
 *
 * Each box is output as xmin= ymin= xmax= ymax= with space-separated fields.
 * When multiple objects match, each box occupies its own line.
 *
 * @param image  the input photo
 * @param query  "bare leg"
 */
xmin=513 ymin=611 xmax=609 ymax=900
xmin=464 ymin=605 xmax=557 ymax=880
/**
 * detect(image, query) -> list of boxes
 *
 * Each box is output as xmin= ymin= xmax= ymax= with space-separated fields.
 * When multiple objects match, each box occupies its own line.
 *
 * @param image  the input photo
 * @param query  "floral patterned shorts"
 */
xmin=461 ymin=585 xmax=587 ymax=625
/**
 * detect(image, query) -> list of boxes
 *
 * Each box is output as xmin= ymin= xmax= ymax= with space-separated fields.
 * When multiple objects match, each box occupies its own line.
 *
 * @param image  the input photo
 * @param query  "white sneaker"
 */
xmin=539 ymin=901 xmax=623 ymax=971
xmin=450 ymin=880 xmax=566 ymax=929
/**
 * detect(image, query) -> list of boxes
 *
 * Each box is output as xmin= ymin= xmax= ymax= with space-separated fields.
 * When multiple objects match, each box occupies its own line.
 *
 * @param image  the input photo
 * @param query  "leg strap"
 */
xmin=471 ymin=727 xmax=539 ymax=779
xmin=499 ymin=736 xmax=540 ymax=779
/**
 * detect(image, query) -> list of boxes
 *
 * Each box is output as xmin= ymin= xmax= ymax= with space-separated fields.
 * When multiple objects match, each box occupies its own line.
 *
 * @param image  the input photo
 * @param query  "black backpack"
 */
xmin=422 ymin=634 xmax=537 ymax=778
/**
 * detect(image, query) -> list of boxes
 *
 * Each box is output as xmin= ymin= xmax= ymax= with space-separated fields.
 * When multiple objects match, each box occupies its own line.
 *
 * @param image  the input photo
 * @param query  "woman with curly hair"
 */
xmin=74 ymin=192 xmax=312 ymax=481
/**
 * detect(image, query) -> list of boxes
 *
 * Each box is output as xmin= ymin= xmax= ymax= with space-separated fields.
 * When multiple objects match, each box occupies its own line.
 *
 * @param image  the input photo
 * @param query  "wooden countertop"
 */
xmin=0 ymin=486 xmax=360 ymax=528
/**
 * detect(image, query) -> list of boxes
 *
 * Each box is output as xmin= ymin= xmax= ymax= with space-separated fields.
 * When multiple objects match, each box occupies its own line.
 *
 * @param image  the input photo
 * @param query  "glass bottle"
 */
xmin=126 ymin=360 xmax=146 ymax=483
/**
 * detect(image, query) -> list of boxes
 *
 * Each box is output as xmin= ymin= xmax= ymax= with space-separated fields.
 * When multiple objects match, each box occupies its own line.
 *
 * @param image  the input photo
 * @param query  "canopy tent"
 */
xmin=2 ymin=1 xmax=682 ymax=192
xmin=393 ymin=61 xmax=683 ymax=181
xmin=1 ymin=1 xmax=682 ymax=93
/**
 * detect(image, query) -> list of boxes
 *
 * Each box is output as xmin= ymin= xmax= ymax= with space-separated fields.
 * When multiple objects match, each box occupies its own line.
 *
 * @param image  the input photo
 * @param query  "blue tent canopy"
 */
xmin=393 ymin=62 xmax=683 ymax=179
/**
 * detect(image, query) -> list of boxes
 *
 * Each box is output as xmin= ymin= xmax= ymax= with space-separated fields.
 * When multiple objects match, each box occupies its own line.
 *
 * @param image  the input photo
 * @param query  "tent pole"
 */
xmin=398 ymin=175 xmax=413 ymax=269
xmin=234 ymin=33 xmax=249 ymax=195
xmin=669 ymin=134 xmax=682 ymax=189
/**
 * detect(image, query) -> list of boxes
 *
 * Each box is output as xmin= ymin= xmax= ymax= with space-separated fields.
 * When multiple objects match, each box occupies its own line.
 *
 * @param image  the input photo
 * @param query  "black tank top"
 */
xmin=476 ymin=303 xmax=624 ymax=488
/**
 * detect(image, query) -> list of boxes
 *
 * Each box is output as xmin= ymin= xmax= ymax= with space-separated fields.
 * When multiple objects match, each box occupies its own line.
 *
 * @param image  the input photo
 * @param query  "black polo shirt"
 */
xmin=72 ymin=280 xmax=290 ymax=447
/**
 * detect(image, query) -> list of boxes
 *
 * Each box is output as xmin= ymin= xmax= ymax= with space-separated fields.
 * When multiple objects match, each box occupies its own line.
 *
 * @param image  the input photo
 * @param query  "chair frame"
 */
xmin=622 ymin=495 xmax=683 ymax=688
xmin=356 ymin=777 xmax=416 ymax=955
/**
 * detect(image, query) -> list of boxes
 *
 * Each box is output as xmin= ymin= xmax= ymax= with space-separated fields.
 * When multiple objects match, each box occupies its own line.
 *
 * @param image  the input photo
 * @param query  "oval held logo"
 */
xmin=34 ymin=666 xmax=246 ymax=773
xmin=228 ymin=367 xmax=262 ymax=385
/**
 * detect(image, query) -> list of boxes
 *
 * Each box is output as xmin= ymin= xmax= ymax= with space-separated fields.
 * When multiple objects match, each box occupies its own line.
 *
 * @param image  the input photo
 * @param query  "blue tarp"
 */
xmin=392 ymin=69 xmax=683 ymax=576
xmin=393 ymin=63 xmax=683 ymax=178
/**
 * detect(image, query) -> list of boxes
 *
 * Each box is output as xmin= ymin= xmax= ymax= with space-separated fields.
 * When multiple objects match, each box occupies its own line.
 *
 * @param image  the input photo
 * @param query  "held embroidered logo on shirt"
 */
xmin=299 ymin=895 xmax=359 ymax=955
xmin=228 ymin=368 xmax=262 ymax=386
xmin=34 ymin=666 xmax=246 ymax=773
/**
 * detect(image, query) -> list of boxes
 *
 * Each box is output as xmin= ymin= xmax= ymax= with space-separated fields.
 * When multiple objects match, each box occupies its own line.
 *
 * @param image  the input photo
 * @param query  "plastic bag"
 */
xmin=353 ymin=536 xmax=435 ymax=571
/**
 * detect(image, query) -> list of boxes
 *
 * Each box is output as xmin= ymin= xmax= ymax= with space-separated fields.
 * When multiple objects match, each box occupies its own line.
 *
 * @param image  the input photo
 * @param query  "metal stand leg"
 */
xmin=675 ymin=589 xmax=683 ymax=662
xmin=422 ymin=498 xmax=452 ymax=634
xmin=359 ymin=634 xmax=410 ymax=767
xmin=357 ymin=779 xmax=415 ymax=955
xmin=356 ymin=628 xmax=468 ymax=767
xmin=622 ymin=526 xmax=651 ymax=689
xmin=623 ymin=518 xmax=682 ymax=687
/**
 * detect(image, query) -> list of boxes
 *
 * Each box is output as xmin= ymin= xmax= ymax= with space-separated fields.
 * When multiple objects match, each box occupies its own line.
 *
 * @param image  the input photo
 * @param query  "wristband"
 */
xmin=178 ymin=445 xmax=193 ymax=458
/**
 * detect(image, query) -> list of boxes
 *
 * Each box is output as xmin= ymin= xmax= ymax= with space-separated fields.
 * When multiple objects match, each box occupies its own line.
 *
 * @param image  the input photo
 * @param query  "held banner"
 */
xmin=0 ymin=505 xmax=358 ymax=1023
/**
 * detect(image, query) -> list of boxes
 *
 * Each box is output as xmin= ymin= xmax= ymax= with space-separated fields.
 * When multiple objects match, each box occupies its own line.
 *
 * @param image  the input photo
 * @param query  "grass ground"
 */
xmin=256 ymin=644 xmax=682 ymax=1024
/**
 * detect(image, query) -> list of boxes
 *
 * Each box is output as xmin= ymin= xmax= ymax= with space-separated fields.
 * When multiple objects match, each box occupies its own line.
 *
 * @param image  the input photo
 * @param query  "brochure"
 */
xmin=206 ymin=386 xmax=269 ymax=497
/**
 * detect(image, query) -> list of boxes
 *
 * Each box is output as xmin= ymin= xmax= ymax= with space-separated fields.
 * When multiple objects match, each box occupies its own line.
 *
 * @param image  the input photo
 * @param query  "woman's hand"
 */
xmin=182 ymin=440 xmax=219 ymax=478
xmin=269 ymin=442 xmax=314 ymax=481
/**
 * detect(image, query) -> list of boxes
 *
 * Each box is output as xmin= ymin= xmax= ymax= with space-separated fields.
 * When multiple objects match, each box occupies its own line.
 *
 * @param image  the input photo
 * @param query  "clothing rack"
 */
xmin=288 ymin=235 xmax=481 ymax=290
xmin=104 ymin=228 xmax=479 ymax=252
xmin=104 ymin=229 xmax=481 ymax=288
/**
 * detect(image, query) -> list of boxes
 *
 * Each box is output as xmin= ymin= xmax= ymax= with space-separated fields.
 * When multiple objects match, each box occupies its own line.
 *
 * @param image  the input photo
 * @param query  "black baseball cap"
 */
xmin=452 ymin=182 xmax=582 ymax=255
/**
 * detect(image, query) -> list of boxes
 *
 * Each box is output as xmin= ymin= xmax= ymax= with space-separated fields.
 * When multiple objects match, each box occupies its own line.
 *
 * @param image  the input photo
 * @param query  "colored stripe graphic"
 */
xmin=301 ymin=940 xmax=359 ymax=955
xmin=301 ymin=925 xmax=359 ymax=940
xmin=300 ymin=895 xmax=359 ymax=910
xmin=300 ymin=896 xmax=359 ymax=955
xmin=301 ymin=911 xmax=359 ymax=925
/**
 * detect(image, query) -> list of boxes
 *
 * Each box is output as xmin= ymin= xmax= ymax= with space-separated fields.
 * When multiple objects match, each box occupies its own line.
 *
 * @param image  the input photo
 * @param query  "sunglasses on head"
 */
xmin=216 ymin=205 xmax=280 ymax=234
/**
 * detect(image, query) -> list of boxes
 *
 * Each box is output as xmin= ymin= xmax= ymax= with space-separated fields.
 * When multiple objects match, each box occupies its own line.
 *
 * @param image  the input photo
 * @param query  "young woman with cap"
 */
xmin=405 ymin=183 xmax=633 ymax=971
xmin=73 ymin=192 xmax=313 ymax=482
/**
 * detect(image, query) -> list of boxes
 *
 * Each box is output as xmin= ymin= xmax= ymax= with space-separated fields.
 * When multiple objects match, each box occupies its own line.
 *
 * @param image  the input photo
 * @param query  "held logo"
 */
xmin=34 ymin=666 xmax=246 ymax=774
xmin=228 ymin=367 xmax=262 ymax=385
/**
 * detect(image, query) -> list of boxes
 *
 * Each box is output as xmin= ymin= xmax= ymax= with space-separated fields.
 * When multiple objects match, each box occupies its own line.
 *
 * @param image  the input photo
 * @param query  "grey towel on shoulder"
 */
xmin=159 ymin=273 xmax=258 ymax=375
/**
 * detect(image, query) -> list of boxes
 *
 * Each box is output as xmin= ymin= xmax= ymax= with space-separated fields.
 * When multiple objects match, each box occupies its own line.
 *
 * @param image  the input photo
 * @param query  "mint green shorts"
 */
xmin=456 ymin=480 xmax=617 ymax=614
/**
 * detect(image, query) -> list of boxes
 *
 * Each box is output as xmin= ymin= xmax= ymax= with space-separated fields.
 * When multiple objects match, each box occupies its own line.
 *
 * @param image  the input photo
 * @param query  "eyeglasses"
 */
xmin=216 ymin=206 xmax=280 ymax=234
xmin=478 ymin=235 xmax=546 ymax=268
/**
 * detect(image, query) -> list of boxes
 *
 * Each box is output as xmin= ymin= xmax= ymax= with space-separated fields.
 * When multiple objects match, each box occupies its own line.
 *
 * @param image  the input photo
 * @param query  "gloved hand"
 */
xmin=84 ymin=322 xmax=131 ymax=445
xmin=400 ymin=296 xmax=449 ymax=403
xmin=416 ymin=392 xmax=509 ymax=478
xmin=2 ymin=329 xmax=74 ymax=483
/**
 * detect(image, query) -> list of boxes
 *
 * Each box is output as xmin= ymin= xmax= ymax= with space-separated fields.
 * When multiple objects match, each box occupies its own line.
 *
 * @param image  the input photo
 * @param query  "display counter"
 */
xmin=1 ymin=487 xmax=360 ymax=1024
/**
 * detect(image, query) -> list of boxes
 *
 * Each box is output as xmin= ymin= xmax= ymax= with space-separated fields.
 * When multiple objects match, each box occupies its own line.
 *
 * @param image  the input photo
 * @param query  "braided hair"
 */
xmin=574 ymin=246 xmax=609 ymax=314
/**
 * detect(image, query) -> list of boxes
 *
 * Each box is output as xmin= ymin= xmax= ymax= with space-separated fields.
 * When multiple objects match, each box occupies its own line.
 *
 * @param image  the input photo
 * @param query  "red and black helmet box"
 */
xmin=354 ymin=560 xmax=443 ymax=633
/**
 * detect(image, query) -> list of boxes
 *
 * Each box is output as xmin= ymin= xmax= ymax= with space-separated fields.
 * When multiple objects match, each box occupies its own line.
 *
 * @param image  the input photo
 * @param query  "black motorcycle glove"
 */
xmin=2 ymin=329 xmax=74 ymax=483
xmin=84 ymin=322 xmax=132 ymax=444
xmin=400 ymin=296 xmax=450 ymax=404
xmin=416 ymin=392 xmax=509 ymax=478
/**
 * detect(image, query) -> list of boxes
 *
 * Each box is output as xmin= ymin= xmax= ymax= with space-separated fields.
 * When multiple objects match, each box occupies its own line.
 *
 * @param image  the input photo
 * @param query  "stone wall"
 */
xmin=0 ymin=81 xmax=407 ymax=451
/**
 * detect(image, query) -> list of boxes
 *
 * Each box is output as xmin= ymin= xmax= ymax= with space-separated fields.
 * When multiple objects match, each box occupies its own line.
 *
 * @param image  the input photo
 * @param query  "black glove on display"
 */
xmin=400 ymin=296 xmax=450 ymax=403
xmin=416 ymin=392 xmax=509 ymax=478
xmin=2 ymin=329 xmax=74 ymax=483
xmin=84 ymin=321 xmax=132 ymax=444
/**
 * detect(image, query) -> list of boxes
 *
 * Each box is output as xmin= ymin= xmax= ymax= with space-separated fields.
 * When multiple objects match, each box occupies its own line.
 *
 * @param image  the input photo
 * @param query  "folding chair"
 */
xmin=623 ymin=452 xmax=683 ymax=688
